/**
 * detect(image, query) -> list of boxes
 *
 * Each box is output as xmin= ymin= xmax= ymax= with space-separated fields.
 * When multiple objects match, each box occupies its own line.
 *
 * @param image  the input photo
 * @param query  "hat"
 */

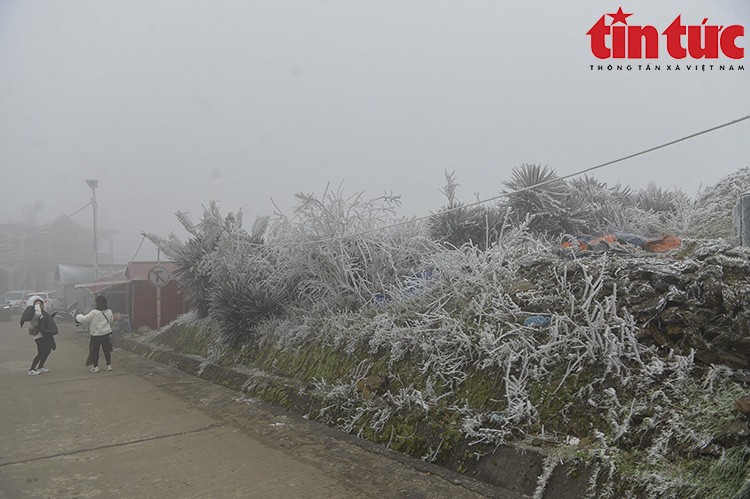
xmin=26 ymin=295 xmax=44 ymax=307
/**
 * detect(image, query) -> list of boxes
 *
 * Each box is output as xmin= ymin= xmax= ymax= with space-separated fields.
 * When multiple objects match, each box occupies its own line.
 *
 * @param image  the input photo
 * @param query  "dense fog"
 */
xmin=0 ymin=0 xmax=747 ymax=262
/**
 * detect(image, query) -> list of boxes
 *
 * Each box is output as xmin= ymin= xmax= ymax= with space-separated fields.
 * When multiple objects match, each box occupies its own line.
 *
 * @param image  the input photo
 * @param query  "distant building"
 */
xmin=75 ymin=261 xmax=187 ymax=330
xmin=0 ymin=217 xmax=117 ymax=293
xmin=56 ymin=264 xmax=128 ymax=309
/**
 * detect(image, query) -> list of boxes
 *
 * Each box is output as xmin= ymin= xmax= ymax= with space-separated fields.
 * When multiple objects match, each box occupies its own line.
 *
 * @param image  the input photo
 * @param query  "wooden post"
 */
xmin=738 ymin=193 xmax=750 ymax=246
xmin=156 ymin=286 xmax=161 ymax=330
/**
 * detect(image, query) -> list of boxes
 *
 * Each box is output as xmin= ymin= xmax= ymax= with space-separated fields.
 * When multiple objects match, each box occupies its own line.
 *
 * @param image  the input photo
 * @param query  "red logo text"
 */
xmin=587 ymin=7 xmax=744 ymax=59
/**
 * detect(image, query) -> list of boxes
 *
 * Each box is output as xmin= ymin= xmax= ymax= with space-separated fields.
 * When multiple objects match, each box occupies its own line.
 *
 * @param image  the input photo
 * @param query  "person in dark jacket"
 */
xmin=20 ymin=295 xmax=58 ymax=375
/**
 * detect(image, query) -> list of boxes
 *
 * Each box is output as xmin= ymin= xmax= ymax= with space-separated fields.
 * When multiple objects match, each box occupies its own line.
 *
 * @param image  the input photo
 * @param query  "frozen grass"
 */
xmin=260 ymin=228 xmax=747 ymax=496
xmin=149 ymin=171 xmax=750 ymax=497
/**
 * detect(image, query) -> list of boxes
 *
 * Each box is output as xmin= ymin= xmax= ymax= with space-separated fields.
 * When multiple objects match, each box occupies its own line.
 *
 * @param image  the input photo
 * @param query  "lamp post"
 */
xmin=86 ymin=179 xmax=99 ymax=279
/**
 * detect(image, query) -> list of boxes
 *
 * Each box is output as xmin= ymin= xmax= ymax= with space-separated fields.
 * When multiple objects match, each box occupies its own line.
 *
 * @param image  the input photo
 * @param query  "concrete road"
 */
xmin=0 ymin=319 xmax=513 ymax=498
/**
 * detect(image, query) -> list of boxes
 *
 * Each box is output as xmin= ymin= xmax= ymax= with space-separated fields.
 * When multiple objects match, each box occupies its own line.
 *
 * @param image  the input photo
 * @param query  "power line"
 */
xmin=0 ymin=202 xmax=92 ymax=245
xmin=64 ymin=234 xmax=148 ymax=286
xmin=73 ymin=233 xmax=151 ymax=286
xmin=303 ymin=114 xmax=750 ymax=243
xmin=130 ymin=234 xmax=146 ymax=262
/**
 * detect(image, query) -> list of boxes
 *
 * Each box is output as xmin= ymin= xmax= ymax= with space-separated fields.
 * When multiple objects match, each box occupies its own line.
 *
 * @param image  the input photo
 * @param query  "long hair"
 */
xmin=95 ymin=295 xmax=108 ymax=311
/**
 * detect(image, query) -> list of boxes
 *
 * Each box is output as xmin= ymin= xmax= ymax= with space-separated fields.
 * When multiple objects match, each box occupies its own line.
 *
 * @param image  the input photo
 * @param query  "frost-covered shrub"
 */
xmin=569 ymin=176 xmax=637 ymax=234
xmin=148 ymin=169 xmax=750 ymax=498
xmin=265 ymin=184 xmax=438 ymax=310
xmin=636 ymin=182 xmax=686 ymax=214
xmin=209 ymin=271 xmax=286 ymax=345
xmin=690 ymin=167 xmax=750 ymax=240
xmin=565 ymin=177 xmax=684 ymax=236
xmin=145 ymin=201 xmax=273 ymax=347
xmin=428 ymin=203 xmax=508 ymax=250
xmin=196 ymin=216 xmax=289 ymax=345
xmin=502 ymin=163 xmax=586 ymax=234
xmin=427 ymin=171 xmax=508 ymax=250
xmin=145 ymin=202 xmax=251 ymax=318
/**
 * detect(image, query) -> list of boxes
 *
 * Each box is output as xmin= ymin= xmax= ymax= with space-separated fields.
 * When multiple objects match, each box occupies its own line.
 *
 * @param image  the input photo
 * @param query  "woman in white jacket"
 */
xmin=76 ymin=295 xmax=114 ymax=373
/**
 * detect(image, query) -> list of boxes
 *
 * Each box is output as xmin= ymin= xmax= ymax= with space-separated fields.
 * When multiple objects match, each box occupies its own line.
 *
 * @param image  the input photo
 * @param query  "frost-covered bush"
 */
xmin=636 ymin=182 xmax=686 ymax=214
xmin=265 ymin=184 xmax=438 ymax=310
xmin=196 ymin=215 xmax=289 ymax=345
xmin=568 ymin=176 xmax=642 ymax=234
xmin=522 ymin=173 xmax=689 ymax=237
xmin=502 ymin=163 xmax=587 ymax=234
xmin=145 ymin=202 xmax=251 ymax=318
xmin=147 ymin=168 xmax=750 ymax=498
xmin=427 ymin=171 xmax=507 ymax=250
xmin=146 ymin=202 xmax=275 ymax=344
xmin=209 ymin=271 xmax=286 ymax=345
xmin=428 ymin=203 xmax=508 ymax=250
xmin=690 ymin=167 xmax=750 ymax=241
xmin=287 ymin=236 xmax=749 ymax=497
xmin=151 ymin=169 xmax=747 ymax=336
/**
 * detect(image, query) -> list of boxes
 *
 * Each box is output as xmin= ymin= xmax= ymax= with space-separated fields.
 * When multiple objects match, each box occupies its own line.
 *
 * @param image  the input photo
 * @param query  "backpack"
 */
xmin=40 ymin=313 xmax=59 ymax=336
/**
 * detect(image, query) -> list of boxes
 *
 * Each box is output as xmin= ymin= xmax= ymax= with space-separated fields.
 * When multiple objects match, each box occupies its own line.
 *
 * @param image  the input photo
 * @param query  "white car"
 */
xmin=1 ymin=290 xmax=33 ymax=312
xmin=42 ymin=290 xmax=65 ymax=310
xmin=21 ymin=292 xmax=59 ymax=313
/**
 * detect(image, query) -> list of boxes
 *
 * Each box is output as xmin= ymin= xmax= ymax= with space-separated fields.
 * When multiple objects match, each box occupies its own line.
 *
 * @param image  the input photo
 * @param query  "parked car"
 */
xmin=42 ymin=290 xmax=65 ymax=310
xmin=21 ymin=292 xmax=58 ymax=313
xmin=1 ymin=290 xmax=33 ymax=312
xmin=0 ymin=299 xmax=12 ymax=321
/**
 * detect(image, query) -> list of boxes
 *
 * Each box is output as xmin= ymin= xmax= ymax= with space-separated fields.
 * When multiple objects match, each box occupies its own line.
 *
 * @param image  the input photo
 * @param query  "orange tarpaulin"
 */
xmin=561 ymin=234 xmax=681 ymax=253
xmin=641 ymin=235 xmax=682 ymax=253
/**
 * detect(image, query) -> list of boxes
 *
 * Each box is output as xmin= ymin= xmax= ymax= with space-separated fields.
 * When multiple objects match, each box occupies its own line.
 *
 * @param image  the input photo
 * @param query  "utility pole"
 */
xmin=86 ymin=179 xmax=99 ymax=279
xmin=156 ymin=244 xmax=161 ymax=328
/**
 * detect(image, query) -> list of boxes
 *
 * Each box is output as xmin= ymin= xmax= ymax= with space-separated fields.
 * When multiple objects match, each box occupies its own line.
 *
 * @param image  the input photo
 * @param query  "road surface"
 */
xmin=0 ymin=318 xmax=515 ymax=498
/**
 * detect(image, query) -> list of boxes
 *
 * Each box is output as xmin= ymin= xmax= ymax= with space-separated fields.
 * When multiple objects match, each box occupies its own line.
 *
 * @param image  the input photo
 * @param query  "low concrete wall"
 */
xmin=115 ymin=334 xmax=592 ymax=498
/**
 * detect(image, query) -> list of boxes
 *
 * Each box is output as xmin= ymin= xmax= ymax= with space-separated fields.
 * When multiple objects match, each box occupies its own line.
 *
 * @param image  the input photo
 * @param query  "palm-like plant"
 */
xmin=209 ymin=270 xmax=286 ymax=345
xmin=428 ymin=171 xmax=507 ymax=249
xmin=636 ymin=182 xmax=684 ymax=214
xmin=568 ymin=176 xmax=638 ymax=233
xmin=502 ymin=164 xmax=573 ymax=234
xmin=144 ymin=201 xmax=267 ymax=319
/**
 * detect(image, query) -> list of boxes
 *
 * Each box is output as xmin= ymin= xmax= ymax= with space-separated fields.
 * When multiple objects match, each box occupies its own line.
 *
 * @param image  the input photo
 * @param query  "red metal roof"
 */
xmin=74 ymin=270 xmax=129 ymax=292
xmin=74 ymin=262 xmax=179 ymax=291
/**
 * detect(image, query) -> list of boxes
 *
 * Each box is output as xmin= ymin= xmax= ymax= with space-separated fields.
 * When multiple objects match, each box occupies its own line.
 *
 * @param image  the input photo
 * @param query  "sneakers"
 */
xmin=36 ymin=367 xmax=50 ymax=373
xmin=28 ymin=369 xmax=40 ymax=376
xmin=89 ymin=366 xmax=100 ymax=373
xmin=106 ymin=365 xmax=112 ymax=371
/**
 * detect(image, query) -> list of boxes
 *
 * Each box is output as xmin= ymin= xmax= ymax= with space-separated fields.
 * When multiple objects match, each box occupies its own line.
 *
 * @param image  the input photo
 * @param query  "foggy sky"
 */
xmin=1 ymin=0 xmax=748 ymax=262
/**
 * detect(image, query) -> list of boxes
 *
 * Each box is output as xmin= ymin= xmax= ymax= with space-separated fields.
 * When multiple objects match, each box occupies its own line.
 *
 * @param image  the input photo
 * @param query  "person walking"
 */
xmin=20 ymin=295 xmax=57 ymax=375
xmin=76 ymin=295 xmax=114 ymax=373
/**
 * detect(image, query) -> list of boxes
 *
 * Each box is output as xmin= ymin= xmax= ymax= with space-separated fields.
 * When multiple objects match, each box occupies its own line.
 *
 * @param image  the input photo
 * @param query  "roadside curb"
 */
xmin=114 ymin=334 xmax=589 ymax=498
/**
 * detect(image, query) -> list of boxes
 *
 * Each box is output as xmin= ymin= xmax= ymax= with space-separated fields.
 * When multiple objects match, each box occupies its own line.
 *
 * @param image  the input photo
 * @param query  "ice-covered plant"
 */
xmin=265 ymin=183 xmax=438 ymax=310
xmin=209 ymin=271 xmax=286 ymax=345
xmin=502 ymin=163 xmax=586 ymax=234
xmin=144 ymin=200 xmax=272 ymax=347
xmin=427 ymin=171 xmax=508 ymax=250
xmin=144 ymin=201 xmax=253 ymax=318
xmin=689 ymin=167 xmax=750 ymax=241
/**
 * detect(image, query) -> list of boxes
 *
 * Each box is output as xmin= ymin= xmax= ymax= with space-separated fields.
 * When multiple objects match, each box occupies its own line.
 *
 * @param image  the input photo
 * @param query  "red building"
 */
xmin=76 ymin=261 xmax=186 ymax=330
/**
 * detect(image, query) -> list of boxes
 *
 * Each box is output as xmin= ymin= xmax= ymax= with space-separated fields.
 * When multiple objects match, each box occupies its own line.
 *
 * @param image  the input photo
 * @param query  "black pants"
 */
xmin=31 ymin=337 xmax=51 ymax=370
xmin=89 ymin=334 xmax=112 ymax=367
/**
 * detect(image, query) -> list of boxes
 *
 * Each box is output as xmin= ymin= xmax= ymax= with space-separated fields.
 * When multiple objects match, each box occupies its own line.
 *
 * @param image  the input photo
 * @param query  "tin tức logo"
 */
xmin=586 ymin=7 xmax=744 ymax=60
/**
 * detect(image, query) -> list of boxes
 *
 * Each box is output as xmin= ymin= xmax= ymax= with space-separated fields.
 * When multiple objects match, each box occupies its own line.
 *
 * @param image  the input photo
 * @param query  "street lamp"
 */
xmin=86 ymin=179 xmax=98 ymax=279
